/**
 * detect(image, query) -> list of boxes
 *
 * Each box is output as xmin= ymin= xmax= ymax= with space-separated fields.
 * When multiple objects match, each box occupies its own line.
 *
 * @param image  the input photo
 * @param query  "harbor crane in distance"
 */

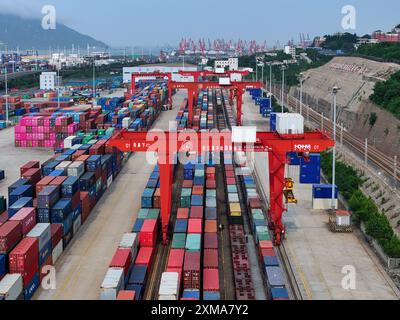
xmin=107 ymin=130 xmax=335 ymax=245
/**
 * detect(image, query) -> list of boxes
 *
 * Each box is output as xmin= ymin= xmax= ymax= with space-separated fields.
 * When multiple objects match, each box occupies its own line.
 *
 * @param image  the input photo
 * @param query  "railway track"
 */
xmin=272 ymin=86 xmax=399 ymax=185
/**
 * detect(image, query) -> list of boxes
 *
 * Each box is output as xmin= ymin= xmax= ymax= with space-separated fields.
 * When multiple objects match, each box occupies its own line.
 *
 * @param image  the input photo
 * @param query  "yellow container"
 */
xmin=229 ymin=203 xmax=241 ymax=217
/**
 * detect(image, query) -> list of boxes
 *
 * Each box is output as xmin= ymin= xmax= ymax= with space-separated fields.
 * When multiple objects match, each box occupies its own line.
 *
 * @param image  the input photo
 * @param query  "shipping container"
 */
xmin=128 ymin=265 xmax=147 ymax=286
xmin=203 ymin=269 xmax=219 ymax=292
xmin=9 ymin=207 xmax=36 ymax=236
xmin=0 ymin=274 xmax=23 ymax=300
xmin=183 ymin=251 xmax=200 ymax=290
xmin=139 ymin=219 xmax=157 ymax=247
xmin=110 ymin=248 xmax=132 ymax=277
xmin=0 ymin=221 xmax=22 ymax=254
xmin=100 ymin=267 xmax=124 ymax=300
xmin=158 ymin=272 xmax=179 ymax=300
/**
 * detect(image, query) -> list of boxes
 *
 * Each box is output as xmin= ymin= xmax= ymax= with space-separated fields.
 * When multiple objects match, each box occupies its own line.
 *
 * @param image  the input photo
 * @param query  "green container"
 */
xmin=194 ymin=170 xmax=204 ymax=177
xmin=97 ymin=129 xmax=106 ymax=136
xmin=180 ymin=188 xmax=192 ymax=208
xmin=172 ymin=233 xmax=186 ymax=249
xmin=251 ymin=209 xmax=265 ymax=220
xmin=206 ymin=190 xmax=216 ymax=197
xmin=185 ymin=234 xmax=201 ymax=251
xmin=105 ymin=128 xmax=115 ymax=137
xmin=227 ymin=185 xmax=238 ymax=193
xmin=138 ymin=208 xmax=149 ymax=219
xmin=256 ymin=231 xmax=271 ymax=243
xmin=76 ymin=131 xmax=85 ymax=137
xmin=147 ymin=209 xmax=160 ymax=220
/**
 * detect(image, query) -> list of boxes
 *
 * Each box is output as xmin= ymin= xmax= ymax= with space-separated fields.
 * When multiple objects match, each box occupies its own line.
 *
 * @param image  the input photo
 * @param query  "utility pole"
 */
xmin=57 ymin=66 xmax=60 ymax=109
xmin=92 ymin=57 xmax=96 ymax=106
xmin=281 ymin=65 xmax=286 ymax=113
xmin=269 ymin=63 xmax=272 ymax=95
xmin=5 ymin=66 xmax=9 ymax=125
xmin=331 ymin=86 xmax=340 ymax=210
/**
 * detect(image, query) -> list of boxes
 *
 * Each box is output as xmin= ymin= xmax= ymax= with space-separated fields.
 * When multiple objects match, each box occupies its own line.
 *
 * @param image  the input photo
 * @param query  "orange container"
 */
xmin=192 ymin=186 xmax=204 ymax=196
xmin=204 ymin=220 xmax=217 ymax=233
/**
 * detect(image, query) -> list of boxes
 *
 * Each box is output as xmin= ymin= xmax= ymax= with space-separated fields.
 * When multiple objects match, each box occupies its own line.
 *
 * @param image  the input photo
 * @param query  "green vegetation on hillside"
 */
xmin=370 ymin=70 xmax=400 ymax=119
xmin=357 ymin=42 xmax=400 ymax=62
xmin=321 ymin=33 xmax=358 ymax=52
xmin=0 ymin=74 xmax=40 ymax=91
xmin=321 ymin=152 xmax=400 ymax=257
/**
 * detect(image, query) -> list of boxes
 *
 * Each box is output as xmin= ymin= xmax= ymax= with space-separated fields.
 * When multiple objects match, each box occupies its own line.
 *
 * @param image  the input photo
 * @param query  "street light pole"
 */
xmin=281 ymin=65 xmax=285 ymax=113
xmin=92 ymin=57 xmax=96 ymax=106
xmin=269 ymin=63 xmax=272 ymax=94
xmin=331 ymin=86 xmax=339 ymax=210
xmin=5 ymin=66 xmax=9 ymax=125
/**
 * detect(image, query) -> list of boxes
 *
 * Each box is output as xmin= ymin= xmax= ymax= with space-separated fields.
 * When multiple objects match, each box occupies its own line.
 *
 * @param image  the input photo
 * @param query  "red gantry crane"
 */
xmin=107 ymin=130 xmax=335 ymax=245
xmin=170 ymin=80 xmax=262 ymax=127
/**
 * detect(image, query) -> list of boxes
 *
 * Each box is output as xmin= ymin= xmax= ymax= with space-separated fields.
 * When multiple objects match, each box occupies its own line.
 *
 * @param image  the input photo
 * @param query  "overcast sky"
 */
xmin=1 ymin=0 xmax=400 ymax=47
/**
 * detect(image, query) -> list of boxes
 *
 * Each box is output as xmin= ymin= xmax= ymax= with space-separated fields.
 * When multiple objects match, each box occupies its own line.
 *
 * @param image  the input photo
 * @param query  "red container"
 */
xmin=192 ymin=186 xmax=204 ymax=196
xmin=20 ymin=161 xmax=40 ymax=176
xmin=0 ymin=212 xmax=8 ymax=225
xmin=39 ymin=254 xmax=53 ymax=283
xmin=206 ymin=167 xmax=215 ymax=180
xmin=249 ymin=198 xmax=262 ymax=209
xmin=226 ymin=178 xmax=236 ymax=185
xmin=9 ymin=207 xmax=36 ymax=236
xmin=206 ymin=180 xmax=216 ymax=189
xmin=225 ymin=165 xmax=234 ymax=171
xmin=189 ymin=206 xmax=203 ymax=219
xmin=260 ymin=248 xmax=275 ymax=259
xmin=183 ymin=251 xmax=200 ymax=290
xmin=21 ymin=168 xmax=42 ymax=187
xmin=110 ymin=248 xmax=132 ymax=276
xmin=0 ymin=221 xmax=23 ymax=254
xmin=182 ymin=180 xmax=193 ymax=188
xmin=80 ymin=191 xmax=91 ymax=222
xmin=72 ymin=150 xmax=86 ymax=161
xmin=135 ymin=247 xmax=154 ymax=267
xmin=51 ymin=224 xmax=63 ymax=248
xmin=167 ymin=249 xmax=185 ymax=269
xmin=36 ymin=176 xmax=55 ymax=195
xmin=204 ymin=233 xmax=218 ymax=249
xmin=140 ymin=219 xmax=158 ymax=247
xmin=203 ymin=249 xmax=218 ymax=269
xmin=259 ymin=240 xmax=273 ymax=249
xmin=153 ymin=188 xmax=161 ymax=208
xmin=117 ymin=290 xmax=136 ymax=300
xmin=225 ymin=170 xmax=235 ymax=178
xmin=50 ymin=176 xmax=68 ymax=187
xmin=9 ymin=237 xmax=39 ymax=287
xmin=177 ymin=208 xmax=189 ymax=219
xmin=203 ymin=269 xmax=219 ymax=291
xmin=188 ymin=219 xmax=202 ymax=234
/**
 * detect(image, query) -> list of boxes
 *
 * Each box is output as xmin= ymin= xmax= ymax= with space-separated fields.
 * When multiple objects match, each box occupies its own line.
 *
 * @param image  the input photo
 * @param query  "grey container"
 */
xmin=265 ymin=266 xmax=285 ymax=287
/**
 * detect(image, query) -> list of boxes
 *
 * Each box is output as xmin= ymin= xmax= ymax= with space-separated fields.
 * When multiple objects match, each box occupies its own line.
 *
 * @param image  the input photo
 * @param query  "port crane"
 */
xmin=107 ymin=130 xmax=334 ymax=245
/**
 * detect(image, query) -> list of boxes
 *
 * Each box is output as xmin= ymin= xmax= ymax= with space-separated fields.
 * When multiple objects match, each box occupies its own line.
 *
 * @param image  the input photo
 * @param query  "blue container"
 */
xmin=265 ymin=266 xmax=285 ymax=287
xmin=42 ymin=161 xmax=61 ymax=176
xmin=300 ymin=174 xmax=320 ymax=184
xmin=38 ymin=185 xmax=60 ymax=209
xmin=300 ymin=154 xmax=321 ymax=184
xmin=313 ymin=184 xmax=338 ymax=199
xmin=61 ymin=176 xmax=79 ymax=198
xmin=23 ymin=273 xmax=39 ymax=300
xmin=49 ymin=169 xmax=65 ymax=177
xmin=60 ymin=213 xmax=73 ymax=236
xmin=38 ymin=240 xmax=52 ymax=266
xmin=55 ymin=155 xmax=70 ymax=162
xmin=205 ymin=207 xmax=217 ymax=220
xmin=51 ymin=198 xmax=72 ymax=222
xmin=79 ymin=172 xmax=95 ymax=191
xmin=0 ymin=254 xmax=7 ymax=278
xmin=253 ymin=219 xmax=267 ymax=234
xmin=125 ymin=284 xmax=143 ymax=300
xmin=184 ymin=170 xmax=194 ymax=180
xmin=37 ymin=208 xmax=50 ymax=223
xmin=128 ymin=265 xmax=147 ymax=285
xmin=141 ymin=188 xmax=155 ymax=208
xmin=149 ymin=172 xmax=159 ymax=180
xmin=203 ymin=291 xmax=220 ymax=300
xmin=287 ymin=152 xmax=300 ymax=165
xmin=8 ymin=197 xmax=33 ymax=217
xmin=72 ymin=204 xmax=82 ymax=221
xmin=87 ymin=155 xmax=101 ymax=171
xmin=174 ymin=219 xmax=188 ymax=233
xmin=8 ymin=179 xmax=30 ymax=198
xmin=270 ymin=113 xmax=277 ymax=131
xmin=191 ymin=195 xmax=203 ymax=206
xmin=263 ymin=256 xmax=279 ymax=267
xmin=133 ymin=219 xmax=144 ymax=233
xmin=9 ymin=185 xmax=33 ymax=206
xmin=193 ymin=176 xmax=204 ymax=186
xmin=146 ymin=179 xmax=158 ymax=189
xmin=271 ymin=287 xmax=289 ymax=300
xmin=182 ymin=290 xmax=200 ymax=299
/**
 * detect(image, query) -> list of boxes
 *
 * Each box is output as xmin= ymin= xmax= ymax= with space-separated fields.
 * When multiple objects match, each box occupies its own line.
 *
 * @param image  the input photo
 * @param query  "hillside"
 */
xmin=0 ymin=14 xmax=107 ymax=50
xmin=290 ymin=56 xmax=400 ymax=156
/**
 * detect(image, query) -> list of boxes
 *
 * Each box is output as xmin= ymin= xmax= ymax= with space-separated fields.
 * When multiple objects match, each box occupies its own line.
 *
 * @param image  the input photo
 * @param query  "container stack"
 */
xmin=299 ymin=153 xmax=321 ymax=184
xmin=312 ymin=184 xmax=338 ymax=210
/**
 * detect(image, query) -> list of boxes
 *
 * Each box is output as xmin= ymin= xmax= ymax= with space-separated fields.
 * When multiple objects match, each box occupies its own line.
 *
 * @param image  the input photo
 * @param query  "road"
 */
xmin=241 ymin=92 xmax=400 ymax=300
xmin=33 ymin=91 xmax=185 ymax=300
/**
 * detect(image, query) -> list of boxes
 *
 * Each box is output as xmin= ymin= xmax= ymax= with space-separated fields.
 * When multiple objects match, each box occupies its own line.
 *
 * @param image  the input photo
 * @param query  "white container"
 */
xmin=219 ymin=77 xmax=231 ymax=86
xmin=122 ymin=117 xmax=131 ymax=129
xmin=64 ymin=136 xmax=76 ymax=149
xmin=312 ymin=198 xmax=338 ymax=210
xmin=73 ymin=214 xmax=82 ymax=235
xmin=27 ymin=223 xmax=51 ymax=251
xmin=52 ymin=240 xmax=63 ymax=264
xmin=228 ymin=193 xmax=239 ymax=203
xmin=56 ymin=161 xmax=72 ymax=171
xmin=0 ymin=274 xmax=23 ymax=300
xmin=158 ymin=272 xmax=179 ymax=300
xmin=119 ymin=233 xmax=138 ymax=262
xmin=100 ymin=268 xmax=124 ymax=300
xmin=276 ymin=113 xmax=304 ymax=135
xmin=336 ymin=212 xmax=351 ymax=226
xmin=67 ymin=161 xmax=85 ymax=177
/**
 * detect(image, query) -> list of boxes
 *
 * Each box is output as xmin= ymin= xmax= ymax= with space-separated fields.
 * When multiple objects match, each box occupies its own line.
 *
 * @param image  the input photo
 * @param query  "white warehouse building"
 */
xmin=40 ymin=72 xmax=61 ymax=90
xmin=214 ymin=57 xmax=239 ymax=71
